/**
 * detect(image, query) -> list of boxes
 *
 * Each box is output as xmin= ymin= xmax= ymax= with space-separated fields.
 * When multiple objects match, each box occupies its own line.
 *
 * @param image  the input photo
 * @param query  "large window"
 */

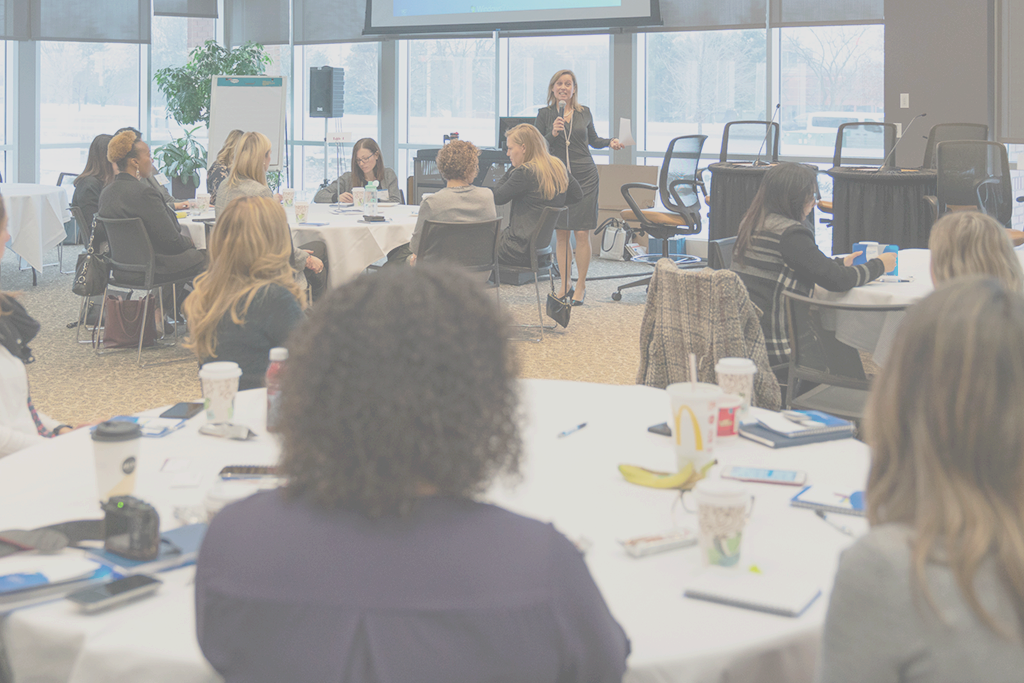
xmin=505 ymin=35 xmax=611 ymax=126
xmin=151 ymin=16 xmax=217 ymax=146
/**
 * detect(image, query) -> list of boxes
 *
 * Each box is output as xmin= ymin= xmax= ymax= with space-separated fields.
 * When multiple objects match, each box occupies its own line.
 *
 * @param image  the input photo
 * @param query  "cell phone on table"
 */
xmin=219 ymin=465 xmax=279 ymax=479
xmin=66 ymin=574 xmax=162 ymax=613
xmin=159 ymin=402 xmax=204 ymax=420
xmin=648 ymin=422 xmax=671 ymax=437
xmin=722 ymin=466 xmax=807 ymax=486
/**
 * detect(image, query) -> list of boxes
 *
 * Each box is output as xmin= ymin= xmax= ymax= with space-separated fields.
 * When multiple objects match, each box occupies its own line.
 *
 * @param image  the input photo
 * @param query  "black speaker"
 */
xmin=309 ymin=66 xmax=345 ymax=118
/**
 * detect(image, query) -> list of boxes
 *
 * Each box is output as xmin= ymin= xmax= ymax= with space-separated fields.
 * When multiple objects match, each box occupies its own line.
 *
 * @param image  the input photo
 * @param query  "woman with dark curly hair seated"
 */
xmin=393 ymin=139 xmax=495 ymax=266
xmin=195 ymin=265 xmax=630 ymax=682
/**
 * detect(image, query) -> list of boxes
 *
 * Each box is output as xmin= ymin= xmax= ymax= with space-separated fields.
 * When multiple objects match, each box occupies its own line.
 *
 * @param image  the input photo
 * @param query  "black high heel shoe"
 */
xmin=571 ymin=288 xmax=586 ymax=306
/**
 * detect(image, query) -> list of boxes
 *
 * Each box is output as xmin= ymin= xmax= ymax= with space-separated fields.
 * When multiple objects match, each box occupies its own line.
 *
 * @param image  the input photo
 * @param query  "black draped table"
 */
xmin=826 ymin=167 xmax=937 ymax=253
xmin=707 ymin=162 xmax=776 ymax=240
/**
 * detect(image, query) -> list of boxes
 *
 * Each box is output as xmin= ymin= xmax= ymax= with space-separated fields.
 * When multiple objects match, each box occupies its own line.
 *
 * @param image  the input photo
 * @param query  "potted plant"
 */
xmin=153 ymin=40 xmax=272 ymax=198
xmin=152 ymin=127 xmax=207 ymax=199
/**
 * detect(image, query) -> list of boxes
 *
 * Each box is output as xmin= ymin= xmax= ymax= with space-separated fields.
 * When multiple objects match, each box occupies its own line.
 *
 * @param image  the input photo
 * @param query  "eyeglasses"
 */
xmin=356 ymin=153 xmax=377 ymax=164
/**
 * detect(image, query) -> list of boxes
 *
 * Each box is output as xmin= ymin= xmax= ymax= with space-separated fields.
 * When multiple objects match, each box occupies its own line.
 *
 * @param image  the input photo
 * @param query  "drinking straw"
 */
xmin=689 ymin=352 xmax=698 ymax=390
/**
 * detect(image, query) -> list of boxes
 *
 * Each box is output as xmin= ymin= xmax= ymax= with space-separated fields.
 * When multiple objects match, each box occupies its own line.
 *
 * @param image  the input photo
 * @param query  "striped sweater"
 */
xmin=730 ymin=213 xmax=885 ymax=366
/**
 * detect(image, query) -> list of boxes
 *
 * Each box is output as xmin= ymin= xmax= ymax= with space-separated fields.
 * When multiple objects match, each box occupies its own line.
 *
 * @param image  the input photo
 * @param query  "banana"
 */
xmin=617 ymin=460 xmax=716 ymax=490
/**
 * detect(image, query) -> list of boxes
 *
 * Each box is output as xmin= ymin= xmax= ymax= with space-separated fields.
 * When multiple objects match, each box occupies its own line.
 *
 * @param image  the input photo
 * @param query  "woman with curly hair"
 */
xmin=206 ymin=129 xmax=243 ymax=206
xmin=819 ymin=277 xmax=1024 ymax=682
xmin=492 ymin=123 xmax=582 ymax=268
xmin=929 ymin=210 xmax=1024 ymax=290
xmin=313 ymin=137 xmax=402 ymax=204
xmin=71 ymin=134 xmax=115 ymax=230
xmin=182 ymin=197 xmax=305 ymax=390
xmin=195 ymin=265 xmax=630 ymax=682
xmin=402 ymin=139 xmax=496 ymax=266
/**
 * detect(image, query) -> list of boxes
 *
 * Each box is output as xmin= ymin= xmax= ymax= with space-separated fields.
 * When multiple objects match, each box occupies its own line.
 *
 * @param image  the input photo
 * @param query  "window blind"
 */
xmin=32 ymin=0 xmax=150 ymax=43
xmin=660 ymin=0 xmax=767 ymax=31
xmin=294 ymin=0 xmax=367 ymax=44
xmin=769 ymin=0 xmax=883 ymax=26
xmin=0 ymin=0 xmax=29 ymax=40
xmin=154 ymin=0 xmax=218 ymax=19
xmin=225 ymin=0 xmax=289 ymax=46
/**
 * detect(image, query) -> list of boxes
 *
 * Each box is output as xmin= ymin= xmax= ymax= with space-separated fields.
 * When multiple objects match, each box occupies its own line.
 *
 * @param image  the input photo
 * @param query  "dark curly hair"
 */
xmin=278 ymin=264 xmax=521 ymax=518
xmin=436 ymin=140 xmax=480 ymax=183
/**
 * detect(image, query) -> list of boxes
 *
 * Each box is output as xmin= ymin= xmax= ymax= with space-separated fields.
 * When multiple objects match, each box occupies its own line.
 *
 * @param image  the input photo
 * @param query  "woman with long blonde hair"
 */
xmin=184 ymin=197 xmax=305 ymax=389
xmin=929 ymin=210 xmax=1024 ymax=290
xmin=492 ymin=123 xmax=581 ymax=268
xmin=819 ymin=277 xmax=1024 ymax=682
xmin=206 ymin=129 xmax=244 ymax=205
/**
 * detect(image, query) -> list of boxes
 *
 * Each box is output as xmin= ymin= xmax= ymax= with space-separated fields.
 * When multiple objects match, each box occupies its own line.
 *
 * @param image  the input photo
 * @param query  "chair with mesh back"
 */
xmin=921 ymin=123 xmax=988 ymax=169
xmin=614 ymin=134 xmax=707 ymax=301
xmin=497 ymin=206 xmax=565 ymax=342
xmin=719 ymin=121 xmax=779 ymax=163
xmin=832 ymin=122 xmax=897 ymax=168
xmin=417 ymin=218 xmax=502 ymax=304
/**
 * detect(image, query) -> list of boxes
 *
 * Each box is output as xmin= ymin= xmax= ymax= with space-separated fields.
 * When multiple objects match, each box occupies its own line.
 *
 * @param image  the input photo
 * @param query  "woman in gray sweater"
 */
xmin=818 ymin=278 xmax=1024 ymax=683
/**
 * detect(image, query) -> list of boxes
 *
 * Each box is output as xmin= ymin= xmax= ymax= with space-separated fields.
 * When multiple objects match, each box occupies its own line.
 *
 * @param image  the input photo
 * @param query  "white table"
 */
xmin=0 ymin=380 xmax=870 ymax=683
xmin=179 ymin=203 xmax=418 ymax=287
xmin=0 ymin=183 xmax=70 ymax=273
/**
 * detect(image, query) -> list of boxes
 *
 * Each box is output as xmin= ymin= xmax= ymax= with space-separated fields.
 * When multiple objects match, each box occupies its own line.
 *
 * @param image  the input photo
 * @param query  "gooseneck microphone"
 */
xmin=876 ymin=113 xmax=926 ymax=172
xmin=753 ymin=104 xmax=781 ymax=167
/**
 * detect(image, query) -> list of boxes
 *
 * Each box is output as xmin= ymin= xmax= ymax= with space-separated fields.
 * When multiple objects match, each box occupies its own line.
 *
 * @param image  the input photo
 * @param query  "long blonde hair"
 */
xmin=214 ymin=129 xmax=244 ymax=168
xmin=183 ymin=197 xmax=304 ymax=359
xmin=929 ymin=211 xmax=1023 ymax=291
xmin=506 ymin=124 xmax=568 ymax=200
xmin=546 ymin=69 xmax=582 ymax=113
xmin=866 ymin=277 xmax=1024 ymax=637
xmin=223 ymin=132 xmax=270 ymax=189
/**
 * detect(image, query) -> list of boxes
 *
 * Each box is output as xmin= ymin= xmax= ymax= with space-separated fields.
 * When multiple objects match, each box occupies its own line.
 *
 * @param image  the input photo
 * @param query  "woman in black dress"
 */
xmin=534 ymin=69 xmax=623 ymax=305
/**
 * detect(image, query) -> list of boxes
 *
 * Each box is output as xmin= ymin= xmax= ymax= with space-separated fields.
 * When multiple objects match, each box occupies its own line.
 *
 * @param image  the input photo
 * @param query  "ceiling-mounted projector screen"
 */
xmin=364 ymin=0 xmax=662 ymax=35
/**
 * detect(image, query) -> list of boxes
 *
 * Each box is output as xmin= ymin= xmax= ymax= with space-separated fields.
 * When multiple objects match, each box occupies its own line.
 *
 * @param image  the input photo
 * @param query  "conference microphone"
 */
xmin=876 ymin=113 xmax=926 ymax=172
xmin=753 ymin=103 xmax=781 ymax=167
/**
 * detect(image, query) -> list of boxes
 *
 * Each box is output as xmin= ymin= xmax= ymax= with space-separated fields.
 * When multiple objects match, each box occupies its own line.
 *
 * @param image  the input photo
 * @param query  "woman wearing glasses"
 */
xmin=314 ymin=138 xmax=402 ymax=204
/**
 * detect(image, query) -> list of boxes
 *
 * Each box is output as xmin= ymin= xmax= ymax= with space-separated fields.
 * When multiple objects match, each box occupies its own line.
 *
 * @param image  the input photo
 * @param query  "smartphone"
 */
xmin=647 ymin=422 xmax=672 ymax=437
xmin=159 ymin=402 xmax=204 ymax=420
xmin=219 ymin=465 xmax=279 ymax=479
xmin=722 ymin=466 xmax=807 ymax=486
xmin=66 ymin=574 xmax=162 ymax=613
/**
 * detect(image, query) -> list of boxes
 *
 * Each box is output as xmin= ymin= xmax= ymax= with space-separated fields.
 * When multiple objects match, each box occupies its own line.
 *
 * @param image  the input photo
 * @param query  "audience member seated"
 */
xmin=405 ymin=140 xmax=496 ymax=266
xmin=115 ymin=127 xmax=188 ymax=211
xmin=215 ymin=132 xmax=328 ymax=302
xmin=206 ymin=129 xmax=243 ymax=207
xmin=195 ymin=264 xmax=631 ymax=682
xmin=98 ymin=130 xmax=207 ymax=289
xmin=71 ymin=134 xmax=114 ymax=232
xmin=313 ymin=137 xmax=402 ymax=204
xmin=0 ymin=196 xmax=77 ymax=457
xmin=730 ymin=162 xmax=896 ymax=367
xmin=183 ymin=197 xmax=305 ymax=390
xmin=929 ymin=210 xmax=1024 ymax=290
xmin=818 ymin=277 xmax=1024 ymax=682
xmin=492 ymin=123 xmax=582 ymax=268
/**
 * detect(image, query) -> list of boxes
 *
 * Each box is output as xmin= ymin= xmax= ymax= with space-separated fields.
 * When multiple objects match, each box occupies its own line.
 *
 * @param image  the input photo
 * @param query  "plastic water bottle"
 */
xmin=365 ymin=180 xmax=379 ymax=216
xmin=265 ymin=347 xmax=287 ymax=432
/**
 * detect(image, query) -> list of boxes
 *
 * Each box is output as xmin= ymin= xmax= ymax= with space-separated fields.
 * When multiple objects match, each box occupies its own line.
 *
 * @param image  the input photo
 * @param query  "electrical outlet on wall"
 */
xmin=896 ymin=122 xmax=903 ymax=138
xmin=900 ymin=93 xmax=910 ymax=108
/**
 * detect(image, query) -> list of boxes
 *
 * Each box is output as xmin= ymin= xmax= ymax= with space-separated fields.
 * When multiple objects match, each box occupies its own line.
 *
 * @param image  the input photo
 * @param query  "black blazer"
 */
xmin=98 ymin=173 xmax=205 ymax=280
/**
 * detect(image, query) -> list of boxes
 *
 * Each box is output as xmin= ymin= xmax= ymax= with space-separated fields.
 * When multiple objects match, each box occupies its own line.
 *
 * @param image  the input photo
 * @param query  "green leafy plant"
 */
xmin=266 ymin=170 xmax=282 ymax=193
xmin=153 ymin=126 xmax=207 ymax=189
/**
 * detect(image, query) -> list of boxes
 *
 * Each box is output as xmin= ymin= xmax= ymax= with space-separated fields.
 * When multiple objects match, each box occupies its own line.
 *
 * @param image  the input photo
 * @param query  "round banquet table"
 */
xmin=826 ymin=167 xmax=937 ymax=254
xmin=0 ymin=183 xmax=70 ymax=273
xmin=707 ymin=162 xmax=775 ymax=240
xmin=179 ymin=202 xmax=418 ymax=287
xmin=0 ymin=380 xmax=870 ymax=683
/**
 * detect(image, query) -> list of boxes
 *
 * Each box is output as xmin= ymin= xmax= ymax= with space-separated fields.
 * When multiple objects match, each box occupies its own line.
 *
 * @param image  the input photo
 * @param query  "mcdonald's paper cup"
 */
xmin=666 ymin=383 xmax=722 ymax=473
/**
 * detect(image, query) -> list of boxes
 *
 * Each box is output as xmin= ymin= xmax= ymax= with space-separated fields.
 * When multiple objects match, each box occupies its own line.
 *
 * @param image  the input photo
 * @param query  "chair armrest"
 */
xmin=621 ymin=182 xmax=657 ymax=224
xmin=922 ymin=195 xmax=938 ymax=225
xmin=667 ymin=178 xmax=699 ymax=209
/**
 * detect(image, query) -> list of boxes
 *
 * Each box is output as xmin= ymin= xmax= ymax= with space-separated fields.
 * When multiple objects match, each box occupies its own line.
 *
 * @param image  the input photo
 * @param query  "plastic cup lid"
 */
xmin=666 ymin=382 xmax=723 ymax=398
xmin=717 ymin=393 xmax=744 ymax=408
xmin=694 ymin=478 xmax=747 ymax=499
xmin=715 ymin=357 xmax=757 ymax=374
xmin=92 ymin=420 xmax=142 ymax=442
xmin=200 ymin=361 xmax=242 ymax=378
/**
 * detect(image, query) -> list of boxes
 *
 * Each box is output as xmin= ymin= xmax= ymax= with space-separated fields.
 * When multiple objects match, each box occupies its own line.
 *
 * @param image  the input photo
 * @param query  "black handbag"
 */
xmin=545 ymin=229 xmax=572 ymax=328
xmin=72 ymin=221 xmax=109 ymax=297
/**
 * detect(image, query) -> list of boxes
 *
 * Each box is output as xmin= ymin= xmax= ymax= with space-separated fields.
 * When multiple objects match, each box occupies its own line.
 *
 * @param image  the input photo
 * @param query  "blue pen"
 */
xmin=558 ymin=422 xmax=587 ymax=438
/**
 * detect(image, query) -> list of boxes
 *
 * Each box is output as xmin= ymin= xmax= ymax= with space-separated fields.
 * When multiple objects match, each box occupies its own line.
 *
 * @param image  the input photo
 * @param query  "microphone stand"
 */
xmin=753 ymin=104 xmax=781 ymax=167
xmin=876 ymin=113 xmax=926 ymax=172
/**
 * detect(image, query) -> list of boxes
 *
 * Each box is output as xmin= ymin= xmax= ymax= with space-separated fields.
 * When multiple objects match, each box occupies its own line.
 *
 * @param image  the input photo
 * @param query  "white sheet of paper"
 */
xmin=618 ymin=118 xmax=636 ymax=146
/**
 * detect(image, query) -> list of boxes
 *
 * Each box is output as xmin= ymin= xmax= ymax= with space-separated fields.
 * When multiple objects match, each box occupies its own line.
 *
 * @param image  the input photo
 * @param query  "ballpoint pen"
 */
xmin=558 ymin=423 xmax=587 ymax=438
xmin=815 ymin=510 xmax=855 ymax=537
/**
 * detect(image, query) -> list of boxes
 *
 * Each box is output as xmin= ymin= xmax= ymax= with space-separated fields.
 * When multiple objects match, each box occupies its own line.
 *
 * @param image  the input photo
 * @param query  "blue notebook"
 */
xmin=86 ymin=523 xmax=207 ymax=575
xmin=738 ymin=422 xmax=853 ymax=449
xmin=791 ymin=486 xmax=866 ymax=517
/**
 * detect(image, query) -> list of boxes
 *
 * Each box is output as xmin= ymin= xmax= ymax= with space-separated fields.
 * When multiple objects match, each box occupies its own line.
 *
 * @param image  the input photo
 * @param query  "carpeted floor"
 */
xmin=1 ymin=243 xmax=659 ymax=426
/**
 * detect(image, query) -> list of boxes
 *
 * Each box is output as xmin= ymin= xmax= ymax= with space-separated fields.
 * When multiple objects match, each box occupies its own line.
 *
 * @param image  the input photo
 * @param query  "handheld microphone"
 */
xmin=557 ymin=100 xmax=566 ymax=118
xmin=753 ymin=104 xmax=781 ymax=167
xmin=876 ymin=113 xmax=926 ymax=172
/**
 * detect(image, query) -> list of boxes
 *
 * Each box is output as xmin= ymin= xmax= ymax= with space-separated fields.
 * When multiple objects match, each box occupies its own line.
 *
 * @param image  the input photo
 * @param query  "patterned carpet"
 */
xmin=1 ymin=243 xmax=659 ymax=426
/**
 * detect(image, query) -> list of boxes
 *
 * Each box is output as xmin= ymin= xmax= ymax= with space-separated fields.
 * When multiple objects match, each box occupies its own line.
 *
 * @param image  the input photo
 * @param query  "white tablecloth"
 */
xmin=179 ymin=203 xmax=418 ymax=287
xmin=0 ymin=183 xmax=70 ymax=272
xmin=0 ymin=380 xmax=870 ymax=683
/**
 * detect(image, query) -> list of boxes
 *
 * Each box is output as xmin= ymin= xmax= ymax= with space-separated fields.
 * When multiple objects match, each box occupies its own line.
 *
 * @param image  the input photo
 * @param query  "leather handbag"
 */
xmin=101 ymin=294 xmax=158 ymax=348
xmin=545 ymin=231 xmax=572 ymax=328
xmin=72 ymin=222 xmax=109 ymax=297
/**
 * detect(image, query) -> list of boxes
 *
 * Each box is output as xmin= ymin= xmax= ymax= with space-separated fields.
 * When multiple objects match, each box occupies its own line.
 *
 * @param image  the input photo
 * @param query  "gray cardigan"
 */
xmin=314 ymin=168 xmax=402 ymax=204
xmin=818 ymin=523 xmax=1024 ymax=683
xmin=409 ymin=186 xmax=496 ymax=255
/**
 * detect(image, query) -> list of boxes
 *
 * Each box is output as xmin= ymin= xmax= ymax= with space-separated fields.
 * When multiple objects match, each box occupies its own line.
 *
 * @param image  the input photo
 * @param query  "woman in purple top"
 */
xmin=195 ymin=265 xmax=630 ymax=683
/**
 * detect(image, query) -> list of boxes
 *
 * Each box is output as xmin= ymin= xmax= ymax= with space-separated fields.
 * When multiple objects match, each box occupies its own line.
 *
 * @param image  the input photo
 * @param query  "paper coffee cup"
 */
xmin=204 ymin=479 xmax=262 ymax=522
xmin=199 ymin=361 xmax=242 ymax=424
xmin=294 ymin=200 xmax=310 ymax=223
xmin=715 ymin=358 xmax=757 ymax=414
xmin=282 ymin=188 xmax=295 ymax=207
xmin=716 ymin=394 xmax=743 ymax=439
xmin=694 ymin=478 xmax=751 ymax=567
xmin=195 ymin=193 xmax=210 ymax=212
xmin=666 ymin=382 xmax=722 ymax=473
xmin=352 ymin=187 xmax=365 ymax=208
xmin=92 ymin=421 xmax=142 ymax=501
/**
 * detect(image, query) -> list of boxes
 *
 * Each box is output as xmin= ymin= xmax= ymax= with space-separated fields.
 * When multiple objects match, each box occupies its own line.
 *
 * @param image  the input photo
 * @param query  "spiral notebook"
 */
xmin=790 ymin=486 xmax=866 ymax=517
xmin=684 ymin=569 xmax=822 ymax=618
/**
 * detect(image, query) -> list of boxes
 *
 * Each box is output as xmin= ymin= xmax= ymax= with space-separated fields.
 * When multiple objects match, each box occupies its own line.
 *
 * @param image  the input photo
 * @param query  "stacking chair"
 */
xmin=707 ymin=236 xmax=737 ymax=271
xmin=94 ymin=217 xmax=190 ymax=367
xmin=832 ymin=122 xmax=897 ymax=168
xmin=783 ymin=291 xmax=906 ymax=422
xmin=496 ymin=206 xmax=566 ymax=342
xmin=416 ymin=217 xmax=502 ymax=305
xmin=613 ymin=134 xmax=707 ymax=301
xmin=921 ymin=123 xmax=988 ymax=169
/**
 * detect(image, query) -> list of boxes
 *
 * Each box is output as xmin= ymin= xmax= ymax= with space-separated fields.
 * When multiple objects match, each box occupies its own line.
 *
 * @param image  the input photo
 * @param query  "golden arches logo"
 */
xmin=674 ymin=404 xmax=704 ymax=451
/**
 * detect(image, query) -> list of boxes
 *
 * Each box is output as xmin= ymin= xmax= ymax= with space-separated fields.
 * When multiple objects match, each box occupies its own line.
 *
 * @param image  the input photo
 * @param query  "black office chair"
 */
xmin=832 ymin=122 xmax=898 ymax=168
xmin=56 ymin=172 xmax=78 ymax=187
xmin=417 ymin=217 xmax=502 ymax=304
xmin=719 ymin=120 xmax=780 ymax=163
xmin=613 ymin=134 xmax=707 ymax=301
xmin=94 ymin=217 xmax=191 ymax=366
xmin=921 ymin=123 xmax=988 ymax=169
xmin=708 ymin=236 xmax=737 ymax=271
xmin=497 ymin=206 xmax=566 ymax=342
xmin=784 ymin=291 xmax=906 ymax=422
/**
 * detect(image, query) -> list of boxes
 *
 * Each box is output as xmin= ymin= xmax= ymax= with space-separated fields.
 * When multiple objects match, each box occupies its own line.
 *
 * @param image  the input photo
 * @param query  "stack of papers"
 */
xmin=740 ymin=410 xmax=854 ymax=448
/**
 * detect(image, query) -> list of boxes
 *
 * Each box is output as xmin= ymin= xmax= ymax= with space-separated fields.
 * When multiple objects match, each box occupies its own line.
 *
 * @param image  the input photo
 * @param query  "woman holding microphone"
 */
xmin=534 ymin=69 xmax=623 ymax=305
